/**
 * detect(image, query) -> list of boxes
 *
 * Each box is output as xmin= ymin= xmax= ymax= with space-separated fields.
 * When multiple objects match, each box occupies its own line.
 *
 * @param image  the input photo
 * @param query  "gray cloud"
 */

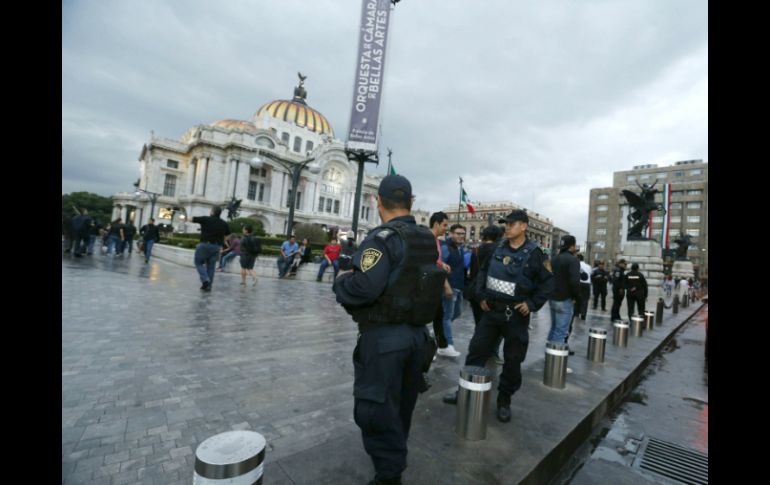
xmin=62 ymin=0 xmax=707 ymax=243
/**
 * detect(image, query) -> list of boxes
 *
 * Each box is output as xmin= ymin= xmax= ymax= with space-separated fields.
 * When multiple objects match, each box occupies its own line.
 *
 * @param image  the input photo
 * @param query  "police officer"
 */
xmin=591 ymin=260 xmax=609 ymax=311
xmin=624 ymin=262 xmax=648 ymax=320
xmin=443 ymin=209 xmax=553 ymax=422
xmin=333 ymin=175 xmax=443 ymax=485
xmin=610 ymin=259 xmax=628 ymax=321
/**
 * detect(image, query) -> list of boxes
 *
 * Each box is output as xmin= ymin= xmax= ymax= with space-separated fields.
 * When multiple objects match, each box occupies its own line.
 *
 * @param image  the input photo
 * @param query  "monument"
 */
xmin=671 ymin=233 xmax=696 ymax=281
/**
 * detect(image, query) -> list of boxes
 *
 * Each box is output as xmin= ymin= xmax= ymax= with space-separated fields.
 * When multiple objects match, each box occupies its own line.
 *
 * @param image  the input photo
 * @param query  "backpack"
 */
xmin=242 ymin=235 xmax=262 ymax=256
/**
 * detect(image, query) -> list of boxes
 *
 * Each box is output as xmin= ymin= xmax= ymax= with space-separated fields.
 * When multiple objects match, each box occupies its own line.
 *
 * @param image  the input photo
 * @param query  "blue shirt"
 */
xmin=281 ymin=241 xmax=299 ymax=257
xmin=441 ymin=242 xmax=465 ymax=290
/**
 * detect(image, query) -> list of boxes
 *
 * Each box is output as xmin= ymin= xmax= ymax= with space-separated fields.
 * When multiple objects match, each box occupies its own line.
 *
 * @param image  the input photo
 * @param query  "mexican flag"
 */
xmin=389 ymin=164 xmax=397 ymax=176
xmin=461 ymin=188 xmax=475 ymax=215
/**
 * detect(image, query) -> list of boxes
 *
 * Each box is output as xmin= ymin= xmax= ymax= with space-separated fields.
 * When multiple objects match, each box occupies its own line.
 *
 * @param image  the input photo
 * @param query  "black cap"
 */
xmin=560 ymin=235 xmax=576 ymax=248
xmin=498 ymin=209 xmax=529 ymax=224
xmin=378 ymin=174 xmax=412 ymax=201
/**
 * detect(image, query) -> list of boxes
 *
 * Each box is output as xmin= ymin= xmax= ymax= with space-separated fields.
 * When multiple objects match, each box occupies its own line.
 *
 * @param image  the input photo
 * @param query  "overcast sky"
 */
xmin=62 ymin=0 xmax=707 ymax=243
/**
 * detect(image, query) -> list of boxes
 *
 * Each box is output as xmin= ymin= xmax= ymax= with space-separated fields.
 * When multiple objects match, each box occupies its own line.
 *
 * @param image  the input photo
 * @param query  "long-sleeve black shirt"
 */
xmin=192 ymin=216 xmax=231 ymax=245
xmin=550 ymin=249 xmax=580 ymax=301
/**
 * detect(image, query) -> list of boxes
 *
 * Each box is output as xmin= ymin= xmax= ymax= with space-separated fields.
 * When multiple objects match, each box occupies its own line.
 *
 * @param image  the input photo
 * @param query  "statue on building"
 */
xmin=293 ymin=72 xmax=307 ymax=103
xmin=673 ymin=233 xmax=692 ymax=260
xmin=621 ymin=181 xmax=665 ymax=240
xmin=226 ymin=197 xmax=242 ymax=221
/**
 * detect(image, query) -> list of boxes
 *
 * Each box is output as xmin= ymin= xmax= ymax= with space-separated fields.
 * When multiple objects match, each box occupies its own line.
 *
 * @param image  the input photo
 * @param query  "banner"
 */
xmin=347 ymin=0 xmax=392 ymax=152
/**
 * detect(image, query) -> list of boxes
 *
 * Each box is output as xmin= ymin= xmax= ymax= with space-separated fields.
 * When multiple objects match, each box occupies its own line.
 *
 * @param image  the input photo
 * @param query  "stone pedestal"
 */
xmin=621 ymin=240 xmax=664 ymax=303
xmin=671 ymin=260 xmax=695 ymax=280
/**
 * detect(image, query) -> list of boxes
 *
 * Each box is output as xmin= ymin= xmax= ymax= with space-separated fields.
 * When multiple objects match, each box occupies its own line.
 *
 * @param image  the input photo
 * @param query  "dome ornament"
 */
xmin=293 ymin=72 xmax=308 ymax=104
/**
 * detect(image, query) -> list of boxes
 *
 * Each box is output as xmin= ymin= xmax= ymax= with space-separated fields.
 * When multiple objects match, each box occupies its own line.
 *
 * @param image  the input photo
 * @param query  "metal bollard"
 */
xmin=456 ymin=366 xmax=493 ymax=440
xmin=656 ymin=298 xmax=664 ymax=325
xmin=684 ymin=293 xmax=689 ymax=307
xmin=673 ymin=295 xmax=680 ymax=314
xmin=544 ymin=342 xmax=569 ymax=389
xmin=613 ymin=321 xmax=629 ymax=347
xmin=631 ymin=316 xmax=644 ymax=337
xmin=644 ymin=311 xmax=655 ymax=331
xmin=587 ymin=327 xmax=607 ymax=363
xmin=194 ymin=430 xmax=266 ymax=485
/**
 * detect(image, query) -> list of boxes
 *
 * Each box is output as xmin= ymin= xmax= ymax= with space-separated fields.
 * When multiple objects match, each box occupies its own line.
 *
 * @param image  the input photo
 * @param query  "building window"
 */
xmin=670 ymin=216 xmax=681 ymax=223
xmin=596 ymin=216 xmax=607 ymax=223
xmin=656 ymin=173 xmax=667 ymax=179
xmin=674 ymin=171 xmax=684 ymax=177
xmin=258 ymin=183 xmax=265 ymax=202
xmin=670 ymin=203 xmax=683 ymax=209
xmin=686 ymin=229 xmax=700 ymax=237
xmin=627 ymin=176 xmax=636 ymax=183
xmin=318 ymin=196 xmax=325 ymax=211
xmin=293 ymin=136 xmax=302 ymax=153
xmin=686 ymin=202 xmax=702 ymax=209
xmin=652 ymin=229 xmax=663 ymax=237
xmin=295 ymin=191 xmax=301 ymax=210
xmin=689 ymin=169 xmax=703 ymax=176
xmin=163 ymin=174 xmax=176 ymax=196
xmin=687 ymin=216 xmax=701 ymax=223
xmin=281 ymin=132 xmax=290 ymax=144
xmin=652 ymin=216 xmax=663 ymax=223
xmin=687 ymin=189 xmax=703 ymax=195
xmin=597 ymin=205 xmax=608 ymax=212
xmin=595 ymin=241 xmax=606 ymax=249
xmin=326 ymin=198 xmax=332 ymax=212
xmin=595 ymin=228 xmax=607 ymax=235
xmin=248 ymin=181 xmax=257 ymax=200
xmin=597 ymin=194 xmax=609 ymax=200
xmin=306 ymin=140 xmax=314 ymax=153
xmin=671 ymin=190 xmax=683 ymax=197
xmin=640 ymin=174 xmax=651 ymax=180
xmin=334 ymin=200 xmax=340 ymax=215
xmin=167 ymin=159 xmax=179 ymax=169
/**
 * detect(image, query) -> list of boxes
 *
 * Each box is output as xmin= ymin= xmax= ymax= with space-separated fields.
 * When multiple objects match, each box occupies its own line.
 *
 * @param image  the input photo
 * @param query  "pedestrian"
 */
xmin=591 ymin=260 xmax=609 ymax=311
xmin=218 ymin=234 xmax=241 ymax=271
xmin=663 ymin=273 xmax=674 ymax=299
xmin=575 ymin=254 xmax=592 ymax=320
xmin=289 ymin=238 xmax=312 ymax=276
xmin=239 ymin=225 xmax=261 ymax=286
xmin=610 ymin=259 xmax=628 ymax=321
xmin=72 ymin=209 xmax=92 ymax=257
xmin=106 ymin=218 xmax=124 ymax=256
xmin=465 ymin=224 xmax=504 ymax=363
xmin=427 ymin=211 xmax=452 ymax=355
xmin=333 ymin=174 xmax=444 ymax=485
xmin=436 ymin=224 xmax=467 ymax=358
xmin=338 ymin=235 xmax=357 ymax=272
xmin=443 ymin=209 xmax=554 ymax=423
xmin=192 ymin=206 xmax=231 ymax=291
xmin=139 ymin=218 xmax=160 ymax=263
xmin=122 ymin=220 xmax=137 ymax=255
xmin=277 ymin=235 xmax=299 ymax=278
xmin=316 ymin=237 xmax=341 ymax=281
xmin=625 ymin=263 xmax=648 ymax=320
xmin=548 ymin=235 xmax=580 ymax=365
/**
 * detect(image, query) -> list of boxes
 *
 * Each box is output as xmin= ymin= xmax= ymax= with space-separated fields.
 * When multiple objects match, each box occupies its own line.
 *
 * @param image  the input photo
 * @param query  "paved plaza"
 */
xmin=62 ymin=251 xmax=704 ymax=484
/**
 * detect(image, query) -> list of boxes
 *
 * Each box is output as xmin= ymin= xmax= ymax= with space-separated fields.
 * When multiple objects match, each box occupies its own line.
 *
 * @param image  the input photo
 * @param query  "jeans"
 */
xmin=441 ymin=289 xmax=463 ymax=346
xmin=317 ymin=258 xmax=339 ymax=279
xmin=86 ymin=235 xmax=96 ymax=254
xmin=219 ymin=251 xmax=239 ymax=269
xmin=277 ymin=256 xmax=295 ymax=277
xmin=124 ymin=237 xmax=133 ymax=253
xmin=107 ymin=235 xmax=121 ymax=255
xmin=195 ymin=243 xmax=222 ymax=285
xmin=547 ymin=299 xmax=575 ymax=345
xmin=143 ymin=239 xmax=155 ymax=260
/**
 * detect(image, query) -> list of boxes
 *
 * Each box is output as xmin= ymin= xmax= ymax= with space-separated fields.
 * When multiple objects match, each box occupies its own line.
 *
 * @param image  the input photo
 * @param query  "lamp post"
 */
xmin=134 ymin=187 xmax=161 ymax=226
xmin=250 ymin=152 xmax=320 ymax=237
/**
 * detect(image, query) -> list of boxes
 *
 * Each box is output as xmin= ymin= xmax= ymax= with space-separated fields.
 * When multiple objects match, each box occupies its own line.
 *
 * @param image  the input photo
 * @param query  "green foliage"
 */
xmin=227 ymin=217 xmax=266 ymax=236
xmin=293 ymin=223 xmax=329 ymax=244
xmin=62 ymin=192 xmax=114 ymax=234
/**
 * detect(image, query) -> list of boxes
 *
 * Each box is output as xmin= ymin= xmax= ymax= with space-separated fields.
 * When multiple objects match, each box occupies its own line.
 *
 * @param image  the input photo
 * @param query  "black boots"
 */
xmin=497 ymin=395 xmax=511 ymax=423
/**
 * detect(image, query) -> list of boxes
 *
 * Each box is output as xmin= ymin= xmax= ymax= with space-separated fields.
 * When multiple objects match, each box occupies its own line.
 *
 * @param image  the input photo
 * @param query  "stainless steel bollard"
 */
xmin=587 ymin=327 xmax=607 ymax=363
xmin=544 ymin=342 xmax=569 ymax=389
xmin=673 ymin=295 xmax=680 ymax=314
xmin=644 ymin=311 xmax=655 ymax=331
xmin=194 ymin=431 xmax=266 ymax=485
xmin=656 ymin=298 xmax=664 ymax=325
xmin=456 ymin=366 xmax=493 ymax=440
xmin=613 ymin=321 xmax=629 ymax=347
xmin=683 ymin=293 xmax=689 ymax=307
xmin=631 ymin=316 xmax=644 ymax=337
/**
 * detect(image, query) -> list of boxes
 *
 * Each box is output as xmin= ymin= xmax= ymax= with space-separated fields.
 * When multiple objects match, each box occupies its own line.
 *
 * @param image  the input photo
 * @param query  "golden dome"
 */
xmin=210 ymin=119 xmax=257 ymax=133
xmin=255 ymin=100 xmax=334 ymax=137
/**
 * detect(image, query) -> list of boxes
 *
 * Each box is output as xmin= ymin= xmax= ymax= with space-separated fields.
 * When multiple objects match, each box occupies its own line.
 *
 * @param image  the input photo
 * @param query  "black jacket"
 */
xmin=550 ymin=249 xmax=580 ymax=301
xmin=624 ymin=270 xmax=648 ymax=299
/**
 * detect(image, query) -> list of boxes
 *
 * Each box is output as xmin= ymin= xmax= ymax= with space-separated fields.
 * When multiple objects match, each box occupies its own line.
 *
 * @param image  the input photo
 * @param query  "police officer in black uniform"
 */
xmin=591 ymin=260 xmax=609 ymax=311
xmin=624 ymin=262 xmax=648 ymax=320
xmin=443 ymin=209 xmax=553 ymax=422
xmin=333 ymin=175 xmax=444 ymax=485
xmin=610 ymin=259 xmax=628 ymax=321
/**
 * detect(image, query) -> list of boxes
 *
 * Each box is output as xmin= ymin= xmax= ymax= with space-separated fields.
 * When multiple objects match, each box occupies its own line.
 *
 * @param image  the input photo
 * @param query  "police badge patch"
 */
xmin=360 ymin=248 xmax=383 ymax=272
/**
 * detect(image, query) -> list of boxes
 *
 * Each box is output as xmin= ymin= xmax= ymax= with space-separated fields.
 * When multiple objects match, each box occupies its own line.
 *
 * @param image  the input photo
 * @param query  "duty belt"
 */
xmin=486 ymin=276 xmax=516 ymax=297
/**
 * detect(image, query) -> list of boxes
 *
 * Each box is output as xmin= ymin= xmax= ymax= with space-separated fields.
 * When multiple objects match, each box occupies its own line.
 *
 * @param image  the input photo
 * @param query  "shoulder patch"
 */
xmin=376 ymin=229 xmax=395 ymax=240
xmin=361 ymin=248 xmax=384 ymax=272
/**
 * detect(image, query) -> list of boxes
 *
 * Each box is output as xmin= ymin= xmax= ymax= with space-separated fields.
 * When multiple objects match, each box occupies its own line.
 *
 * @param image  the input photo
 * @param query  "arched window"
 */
xmin=293 ymin=136 xmax=302 ymax=153
xmin=281 ymin=132 xmax=290 ymax=144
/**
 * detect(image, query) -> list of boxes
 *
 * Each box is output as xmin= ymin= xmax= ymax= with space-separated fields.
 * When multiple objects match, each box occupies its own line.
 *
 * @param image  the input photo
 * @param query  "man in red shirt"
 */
xmin=316 ymin=237 xmax=342 ymax=281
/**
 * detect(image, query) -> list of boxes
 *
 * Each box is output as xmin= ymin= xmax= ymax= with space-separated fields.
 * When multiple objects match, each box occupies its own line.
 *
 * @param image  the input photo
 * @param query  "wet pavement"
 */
xmin=62 ymin=251 xmax=706 ymax=484
xmin=557 ymin=306 xmax=708 ymax=484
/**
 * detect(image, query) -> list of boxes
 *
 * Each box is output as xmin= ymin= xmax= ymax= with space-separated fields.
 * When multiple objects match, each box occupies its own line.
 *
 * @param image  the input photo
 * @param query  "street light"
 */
xmin=134 ymin=187 xmax=161 ymax=225
xmin=251 ymin=153 xmax=320 ymax=236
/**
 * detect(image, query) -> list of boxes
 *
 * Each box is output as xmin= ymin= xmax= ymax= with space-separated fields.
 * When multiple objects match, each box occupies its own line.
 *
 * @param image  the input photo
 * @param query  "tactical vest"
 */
xmin=484 ymin=239 xmax=539 ymax=302
xmin=349 ymin=221 xmax=445 ymax=327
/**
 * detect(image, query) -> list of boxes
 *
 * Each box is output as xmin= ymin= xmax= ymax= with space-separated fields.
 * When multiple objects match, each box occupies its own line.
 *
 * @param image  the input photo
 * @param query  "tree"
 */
xmin=227 ymin=217 xmax=266 ymax=236
xmin=293 ymin=223 xmax=329 ymax=244
xmin=62 ymin=192 xmax=114 ymax=233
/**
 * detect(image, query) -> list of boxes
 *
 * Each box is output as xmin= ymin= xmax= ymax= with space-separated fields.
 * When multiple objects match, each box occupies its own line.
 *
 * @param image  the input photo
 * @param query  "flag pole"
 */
xmin=387 ymin=148 xmax=393 ymax=175
xmin=458 ymin=176 xmax=463 ymax=224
